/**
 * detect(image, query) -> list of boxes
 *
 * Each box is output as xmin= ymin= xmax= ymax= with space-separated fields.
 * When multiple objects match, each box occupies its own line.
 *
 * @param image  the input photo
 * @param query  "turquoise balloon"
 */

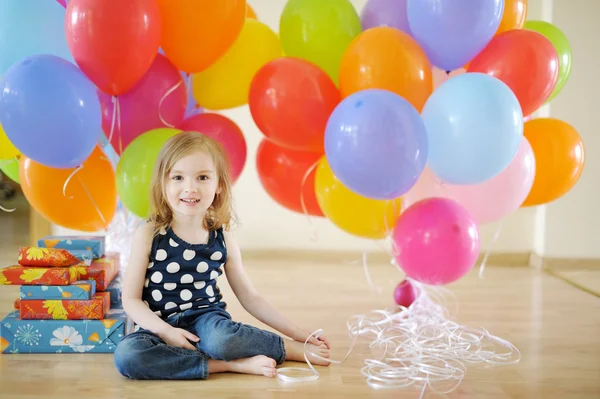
xmin=421 ymin=73 xmax=523 ymax=185
xmin=0 ymin=0 xmax=74 ymax=77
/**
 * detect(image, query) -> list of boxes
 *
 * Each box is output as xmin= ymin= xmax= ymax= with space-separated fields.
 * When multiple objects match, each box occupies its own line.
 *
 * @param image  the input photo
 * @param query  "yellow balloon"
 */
xmin=315 ymin=157 xmax=403 ymax=239
xmin=0 ymin=123 xmax=20 ymax=160
xmin=192 ymin=19 xmax=281 ymax=110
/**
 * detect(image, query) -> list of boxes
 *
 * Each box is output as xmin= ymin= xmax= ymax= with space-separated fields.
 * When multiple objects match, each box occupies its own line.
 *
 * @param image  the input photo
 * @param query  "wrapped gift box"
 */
xmin=20 ymin=280 xmax=97 ymax=300
xmin=105 ymin=276 xmax=122 ymax=307
xmin=0 ymin=264 xmax=84 ymax=286
xmin=37 ymin=235 xmax=105 ymax=259
xmin=0 ymin=309 xmax=127 ymax=354
xmin=77 ymin=253 xmax=119 ymax=291
xmin=18 ymin=291 xmax=110 ymax=320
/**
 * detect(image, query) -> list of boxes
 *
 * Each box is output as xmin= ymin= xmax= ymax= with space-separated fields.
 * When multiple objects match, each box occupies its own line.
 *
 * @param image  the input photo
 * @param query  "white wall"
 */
xmin=55 ymin=0 xmax=598 ymax=259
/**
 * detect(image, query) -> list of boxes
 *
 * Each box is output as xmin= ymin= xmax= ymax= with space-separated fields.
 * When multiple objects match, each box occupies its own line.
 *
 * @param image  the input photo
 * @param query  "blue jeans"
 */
xmin=114 ymin=307 xmax=286 ymax=380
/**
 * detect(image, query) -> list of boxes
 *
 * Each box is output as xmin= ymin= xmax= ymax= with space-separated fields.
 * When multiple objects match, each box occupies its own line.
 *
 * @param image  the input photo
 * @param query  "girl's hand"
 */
xmin=158 ymin=327 xmax=200 ymax=350
xmin=293 ymin=328 xmax=331 ymax=349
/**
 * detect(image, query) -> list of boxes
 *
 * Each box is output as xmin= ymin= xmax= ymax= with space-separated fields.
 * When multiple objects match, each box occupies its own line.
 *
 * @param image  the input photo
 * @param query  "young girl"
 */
xmin=114 ymin=132 xmax=331 ymax=380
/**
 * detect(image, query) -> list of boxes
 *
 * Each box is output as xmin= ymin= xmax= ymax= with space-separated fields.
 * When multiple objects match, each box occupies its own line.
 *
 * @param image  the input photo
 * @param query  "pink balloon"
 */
xmin=405 ymin=137 xmax=536 ymax=224
xmin=393 ymin=279 xmax=418 ymax=308
xmin=392 ymin=197 xmax=480 ymax=285
xmin=56 ymin=0 xmax=67 ymax=7
xmin=432 ymin=67 xmax=466 ymax=90
xmin=178 ymin=113 xmax=247 ymax=183
xmin=98 ymin=54 xmax=187 ymax=154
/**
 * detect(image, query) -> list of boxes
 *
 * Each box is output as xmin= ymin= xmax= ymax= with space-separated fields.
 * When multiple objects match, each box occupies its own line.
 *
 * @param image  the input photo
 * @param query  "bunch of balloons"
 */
xmin=248 ymin=0 xmax=584 ymax=287
xmin=0 ymin=0 xmax=260 ymax=230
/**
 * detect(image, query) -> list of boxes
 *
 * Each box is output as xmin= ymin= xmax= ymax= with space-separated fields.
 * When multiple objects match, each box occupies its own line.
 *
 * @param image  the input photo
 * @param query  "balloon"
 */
xmin=421 ymin=73 xmax=523 ymax=185
xmin=524 ymin=20 xmax=571 ymax=103
xmin=0 ymin=156 xmax=20 ymax=184
xmin=392 ymin=198 xmax=480 ymax=286
xmin=19 ymin=146 xmax=117 ymax=232
xmin=116 ymin=128 xmax=181 ymax=218
xmin=65 ymin=0 xmax=161 ymax=96
xmin=56 ymin=0 xmax=67 ymax=6
xmin=393 ymin=280 xmax=418 ymax=308
xmin=522 ymin=118 xmax=584 ymax=207
xmin=246 ymin=4 xmax=257 ymax=19
xmin=339 ymin=27 xmax=432 ymax=111
xmin=0 ymin=0 xmax=73 ymax=77
xmin=178 ymin=114 xmax=247 ymax=183
xmin=406 ymin=0 xmax=504 ymax=71
xmin=249 ymin=57 xmax=341 ymax=153
xmin=467 ymin=29 xmax=559 ymax=117
xmin=157 ymin=0 xmax=246 ymax=73
xmin=314 ymin=157 xmax=402 ymax=239
xmin=432 ymin=67 xmax=466 ymax=90
xmin=360 ymin=0 xmax=411 ymax=34
xmin=0 ymin=123 xmax=20 ymax=161
xmin=496 ymin=0 xmax=527 ymax=34
xmin=325 ymin=89 xmax=428 ymax=200
xmin=192 ymin=20 xmax=281 ymax=110
xmin=256 ymin=140 xmax=323 ymax=217
xmin=405 ymin=137 xmax=535 ymax=224
xmin=98 ymin=54 xmax=186 ymax=155
xmin=179 ymin=72 xmax=204 ymax=119
xmin=279 ymin=0 xmax=362 ymax=84
xmin=0 ymin=55 xmax=101 ymax=169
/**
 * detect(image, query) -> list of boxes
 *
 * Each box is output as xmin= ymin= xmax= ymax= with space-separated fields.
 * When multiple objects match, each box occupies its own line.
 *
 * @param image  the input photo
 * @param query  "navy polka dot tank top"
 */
xmin=142 ymin=226 xmax=227 ymax=319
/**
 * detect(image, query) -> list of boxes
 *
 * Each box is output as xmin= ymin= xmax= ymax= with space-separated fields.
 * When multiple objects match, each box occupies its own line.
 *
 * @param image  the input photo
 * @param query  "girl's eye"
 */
xmin=198 ymin=175 xmax=209 ymax=181
xmin=172 ymin=175 xmax=182 ymax=180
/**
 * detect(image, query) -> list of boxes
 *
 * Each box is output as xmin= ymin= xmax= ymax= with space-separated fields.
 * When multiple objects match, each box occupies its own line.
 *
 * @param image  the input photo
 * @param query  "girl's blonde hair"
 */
xmin=148 ymin=131 xmax=235 ymax=236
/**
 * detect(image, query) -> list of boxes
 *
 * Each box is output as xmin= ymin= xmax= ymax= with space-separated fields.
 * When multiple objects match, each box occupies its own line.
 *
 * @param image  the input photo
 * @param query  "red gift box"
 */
xmin=0 ymin=264 xmax=84 ymax=286
xmin=17 ymin=291 xmax=111 ymax=320
xmin=77 ymin=253 xmax=119 ymax=291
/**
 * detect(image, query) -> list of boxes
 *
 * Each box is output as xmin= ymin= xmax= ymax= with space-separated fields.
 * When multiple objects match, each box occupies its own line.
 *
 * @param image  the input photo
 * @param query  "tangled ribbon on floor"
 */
xmin=277 ymin=283 xmax=521 ymax=397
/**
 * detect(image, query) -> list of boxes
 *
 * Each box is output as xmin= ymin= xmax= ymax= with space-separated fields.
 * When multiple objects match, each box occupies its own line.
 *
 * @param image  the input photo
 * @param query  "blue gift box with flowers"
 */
xmin=0 ymin=309 xmax=127 ymax=354
xmin=36 ymin=236 xmax=105 ymax=259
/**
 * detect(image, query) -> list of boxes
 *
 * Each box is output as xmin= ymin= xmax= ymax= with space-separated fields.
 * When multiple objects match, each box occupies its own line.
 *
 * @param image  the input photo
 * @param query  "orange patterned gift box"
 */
xmin=0 ymin=264 xmax=84 ymax=286
xmin=17 ymin=247 xmax=81 ymax=267
xmin=77 ymin=253 xmax=119 ymax=291
xmin=18 ymin=291 xmax=110 ymax=320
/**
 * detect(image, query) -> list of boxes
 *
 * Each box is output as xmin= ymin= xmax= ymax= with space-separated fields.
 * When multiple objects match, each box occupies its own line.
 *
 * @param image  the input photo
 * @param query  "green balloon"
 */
xmin=0 ymin=157 xmax=20 ymax=184
xmin=524 ymin=20 xmax=572 ymax=103
xmin=279 ymin=0 xmax=361 ymax=85
xmin=116 ymin=128 xmax=180 ymax=218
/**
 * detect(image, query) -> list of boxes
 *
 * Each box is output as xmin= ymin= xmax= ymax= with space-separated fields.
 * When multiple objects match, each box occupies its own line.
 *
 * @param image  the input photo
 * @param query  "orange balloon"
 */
xmin=157 ymin=0 xmax=246 ymax=73
xmin=496 ymin=0 xmax=528 ymax=35
xmin=339 ymin=27 xmax=432 ymax=111
xmin=19 ymin=146 xmax=117 ymax=232
xmin=522 ymin=118 xmax=584 ymax=207
xmin=246 ymin=4 xmax=257 ymax=19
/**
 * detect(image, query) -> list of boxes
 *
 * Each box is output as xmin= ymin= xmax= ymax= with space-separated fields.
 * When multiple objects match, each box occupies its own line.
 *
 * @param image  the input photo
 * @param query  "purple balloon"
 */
xmin=361 ymin=0 xmax=412 ymax=35
xmin=407 ymin=0 xmax=504 ymax=71
xmin=324 ymin=89 xmax=428 ymax=200
xmin=56 ymin=0 xmax=67 ymax=7
xmin=0 ymin=55 xmax=100 ymax=169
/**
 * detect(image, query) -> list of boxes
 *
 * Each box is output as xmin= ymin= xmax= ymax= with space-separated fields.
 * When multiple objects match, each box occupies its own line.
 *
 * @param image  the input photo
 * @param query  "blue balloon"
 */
xmin=407 ymin=0 xmax=504 ymax=71
xmin=0 ymin=55 xmax=101 ymax=169
xmin=324 ymin=89 xmax=428 ymax=200
xmin=421 ymin=73 xmax=523 ymax=185
xmin=0 ymin=0 xmax=74 ymax=77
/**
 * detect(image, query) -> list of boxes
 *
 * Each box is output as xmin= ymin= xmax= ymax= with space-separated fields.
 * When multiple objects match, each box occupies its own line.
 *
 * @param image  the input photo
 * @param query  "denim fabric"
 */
xmin=114 ymin=307 xmax=286 ymax=380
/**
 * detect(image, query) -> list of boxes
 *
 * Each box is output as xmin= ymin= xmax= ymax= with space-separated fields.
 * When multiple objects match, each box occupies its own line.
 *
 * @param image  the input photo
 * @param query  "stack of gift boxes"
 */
xmin=0 ymin=235 xmax=127 ymax=354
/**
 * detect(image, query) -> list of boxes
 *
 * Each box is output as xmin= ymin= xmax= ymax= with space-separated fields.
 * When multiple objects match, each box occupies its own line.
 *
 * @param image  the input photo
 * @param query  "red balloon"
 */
xmin=98 ymin=54 xmax=187 ymax=155
xmin=249 ymin=57 xmax=341 ymax=153
xmin=256 ymin=139 xmax=324 ymax=216
xmin=179 ymin=114 xmax=247 ymax=183
xmin=65 ymin=0 xmax=162 ymax=96
xmin=467 ymin=30 xmax=559 ymax=117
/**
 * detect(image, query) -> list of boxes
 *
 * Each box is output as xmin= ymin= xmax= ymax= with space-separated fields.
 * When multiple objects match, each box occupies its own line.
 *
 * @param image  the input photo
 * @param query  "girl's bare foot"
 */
xmin=284 ymin=339 xmax=331 ymax=366
xmin=228 ymin=355 xmax=278 ymax=377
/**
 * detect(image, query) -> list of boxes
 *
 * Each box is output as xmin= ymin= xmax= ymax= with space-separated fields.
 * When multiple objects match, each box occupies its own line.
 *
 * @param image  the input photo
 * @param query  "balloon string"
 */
xmin=158 ymin=80 xmax=183 ymax=128
xmin=478 ymin=222 xmax=504 ymax=279
xmin=0 ymin=203 xmax=15 ymax=213
xmin=63 ymin=165 xmax=84 ymax=199
xmin=299 ymin=159 xmax=320 ymax=243
xmin=77 ymin=174 xmax=108 ymax=231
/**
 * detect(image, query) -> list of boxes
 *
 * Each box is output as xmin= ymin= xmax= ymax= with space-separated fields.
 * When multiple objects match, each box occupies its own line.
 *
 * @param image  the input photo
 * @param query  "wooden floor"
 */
xmin=1 ymin=191 xmax=600 ymax=398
